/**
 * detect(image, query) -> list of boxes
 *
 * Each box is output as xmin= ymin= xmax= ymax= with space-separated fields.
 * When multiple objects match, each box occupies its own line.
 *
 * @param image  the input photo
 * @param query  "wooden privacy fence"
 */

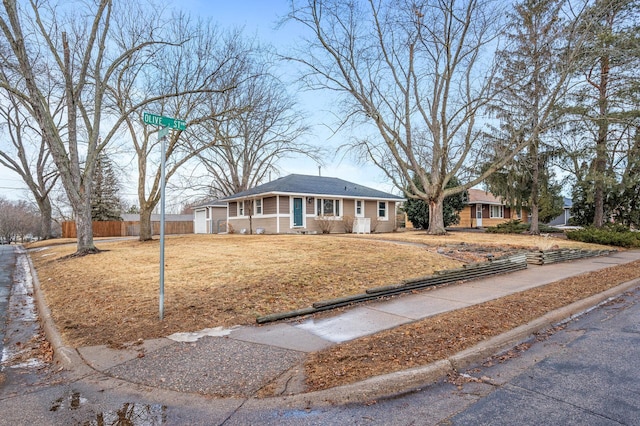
xmin=62 ymin=220 xmax=194 ymax=238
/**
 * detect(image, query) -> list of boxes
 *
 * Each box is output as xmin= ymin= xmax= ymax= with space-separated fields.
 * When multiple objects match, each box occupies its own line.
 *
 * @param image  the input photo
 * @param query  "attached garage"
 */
xmin=193 ymin=200 xmax=228 ymax=234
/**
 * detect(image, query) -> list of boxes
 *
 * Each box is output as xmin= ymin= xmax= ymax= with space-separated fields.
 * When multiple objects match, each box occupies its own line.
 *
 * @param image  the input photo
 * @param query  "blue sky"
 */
xmin=168 ymin=0 xmax=394 ymax=198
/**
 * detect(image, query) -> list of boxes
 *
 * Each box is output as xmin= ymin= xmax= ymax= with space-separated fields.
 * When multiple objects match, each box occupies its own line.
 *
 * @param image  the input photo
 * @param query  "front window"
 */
xmin=355 ymin=200 xmax=364 ymax=217
xmin=255 ymin=199 xmax=262 ymax=215
xmin=238 ymin=201 xmax=245 ymax=216
xmin=316 ymin=198 xmax=341 ymax=216
xmin=378 ymin=201 xmax=387 ymax=219
xmin=490 ymin=205 xmax=504 ymax=218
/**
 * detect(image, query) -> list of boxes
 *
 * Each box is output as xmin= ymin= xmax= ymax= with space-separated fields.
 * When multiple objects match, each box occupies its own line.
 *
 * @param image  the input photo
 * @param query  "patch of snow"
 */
xmin=167 ymin=326 xmax=236 ymax=342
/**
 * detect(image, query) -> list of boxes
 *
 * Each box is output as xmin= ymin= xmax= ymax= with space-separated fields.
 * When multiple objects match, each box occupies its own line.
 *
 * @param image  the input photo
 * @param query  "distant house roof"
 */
xmin=467 ymin=189 xmax=504 ymax=205
xmin=192 ymin=199 xmax=227 ymax=209
xmin=223 ymin=174 xmax=404 ymax=201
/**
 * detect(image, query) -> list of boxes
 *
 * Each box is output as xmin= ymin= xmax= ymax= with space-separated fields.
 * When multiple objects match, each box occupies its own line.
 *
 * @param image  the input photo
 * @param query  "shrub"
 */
xmin=566 ymin=225 xmax=640 ymax=248
xmin=370 ymin=217 xmax=379 ymax=233
xmin=342 ymin=215 xmax=355 ymax=233
xmin=538 ymin=224 xmax=563 ymax=233
xmin=316 ymin=215 xmax=335 ymax=234
xmin=486 ymin=220 xmax=563 ymax=234
xmin=486 ymin=220 xmax=529 ymax=234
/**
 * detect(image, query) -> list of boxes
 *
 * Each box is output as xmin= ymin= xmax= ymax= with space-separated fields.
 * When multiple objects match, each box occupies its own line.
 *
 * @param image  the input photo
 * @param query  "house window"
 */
xmin=255 ymin=199 xmax=262 ymax=215
xmin=355 ymin=200 xmax=364 ymax=217
xmin=378 ymin=201 xmax=388 ymax=219
xmin=316 ymin=198 xmax=341 ymax=216
xmin=238 ymin=201 xmax=245 ymax=216
xmin=490 ymin=205 xmax=504 ymax=218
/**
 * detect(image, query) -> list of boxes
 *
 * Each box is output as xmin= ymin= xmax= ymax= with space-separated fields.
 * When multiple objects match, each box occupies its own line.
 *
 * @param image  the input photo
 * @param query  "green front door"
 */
xmin=293 ymin=197 xmax=303 ymax=227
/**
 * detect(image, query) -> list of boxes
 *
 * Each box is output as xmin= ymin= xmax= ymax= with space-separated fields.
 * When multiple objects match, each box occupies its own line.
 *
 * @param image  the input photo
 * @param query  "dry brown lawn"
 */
xmin=28 ymin=231 xmax=640 ymax=396
xmin=30 ymin=233 xmax=464 ymax=347
xmin=343 ymin=229 xmax=612 ymax=251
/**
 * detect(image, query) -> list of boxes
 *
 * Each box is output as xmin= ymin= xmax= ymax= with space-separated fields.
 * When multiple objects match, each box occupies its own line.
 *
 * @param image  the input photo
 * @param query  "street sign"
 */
xmin=158 ymin=126 xmax=170 ymax=138
xmin=142 ymin=112 xmax=187 ymax=320
xmin=143 ymin=112 xmax=186 ymax=131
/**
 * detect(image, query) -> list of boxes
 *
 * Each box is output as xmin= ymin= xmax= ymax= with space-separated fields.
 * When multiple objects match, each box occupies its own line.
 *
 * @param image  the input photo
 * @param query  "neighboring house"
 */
xmin=547 ymin=197 xmax=573 ymax=227
xmin=222 ymin=174 xmax=405 ymax=234
xmin=193 ymin=200 xmax=228 ymax=234
xmin=454 ymin=189 xmax=525 ymax=228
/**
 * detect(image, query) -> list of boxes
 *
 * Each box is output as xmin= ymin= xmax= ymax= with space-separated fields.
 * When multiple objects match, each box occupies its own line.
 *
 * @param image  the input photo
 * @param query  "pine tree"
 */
xmin=485 ymin=0 xmax=567 ymax=234
xmin=567 ymin=0 xmax=640 ymax=227
xmin=91 ymin=154 xmax=122 ymax=221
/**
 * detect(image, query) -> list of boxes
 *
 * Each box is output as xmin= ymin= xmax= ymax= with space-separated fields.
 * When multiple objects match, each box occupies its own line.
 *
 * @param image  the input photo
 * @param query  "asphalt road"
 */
xmin=215 ymin=285 xmax=640 ymax=425
xmin=0 ymin=245 xmax=16 ymax=369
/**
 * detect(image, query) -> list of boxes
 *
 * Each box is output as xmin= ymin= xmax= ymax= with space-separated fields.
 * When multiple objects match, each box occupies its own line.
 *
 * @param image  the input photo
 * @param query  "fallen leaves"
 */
xmin=302 ymin=260 xmax=640 ymax=392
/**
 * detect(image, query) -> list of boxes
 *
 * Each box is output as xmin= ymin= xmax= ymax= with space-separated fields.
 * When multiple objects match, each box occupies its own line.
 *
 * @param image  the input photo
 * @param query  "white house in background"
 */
xmin=221 ymin=174 xmax=405 ymax=234
xmin=192 ymin=200 xmax=228 ymax=234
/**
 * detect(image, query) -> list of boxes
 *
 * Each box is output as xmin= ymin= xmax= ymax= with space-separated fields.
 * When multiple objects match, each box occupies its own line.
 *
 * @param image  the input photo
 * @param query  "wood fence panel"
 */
xmin=62 ymin=220 xmax=193 ymax=237
xmin=62 ymin=221 xmax=77 ymax=238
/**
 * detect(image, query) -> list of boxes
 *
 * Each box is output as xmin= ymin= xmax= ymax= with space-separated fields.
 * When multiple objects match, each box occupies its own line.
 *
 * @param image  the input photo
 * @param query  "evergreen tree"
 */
xmin=566 ymin=0 xmax=640 ymax=227
xmin=487 ymin=0 xmax=567 ymax=234
xmin=91 ymin=154 xmax=122 ymax=221
xmin=573 ymin=129 xmax=640 ymax=228
xmin=405 ymin=177 xmax=466 ymax=230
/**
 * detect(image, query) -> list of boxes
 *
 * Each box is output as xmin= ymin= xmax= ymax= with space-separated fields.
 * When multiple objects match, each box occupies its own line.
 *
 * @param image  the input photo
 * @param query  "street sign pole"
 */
xmin=142 ymin=112 xmax=186 ymax=321
xmin=159 ymin=127 xmax=167 ymax=320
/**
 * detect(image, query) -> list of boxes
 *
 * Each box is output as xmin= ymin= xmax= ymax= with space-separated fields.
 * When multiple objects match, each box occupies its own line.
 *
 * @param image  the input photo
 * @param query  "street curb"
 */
xmin=26 ymin=249 xmax=95 ymax=378
xmin=282 ymin=277 xmax=640 ymax=406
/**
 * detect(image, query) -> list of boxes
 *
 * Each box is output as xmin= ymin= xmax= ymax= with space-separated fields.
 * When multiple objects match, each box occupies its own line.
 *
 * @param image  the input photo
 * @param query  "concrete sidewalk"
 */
xmin=35 ymin=250 xmax=640 ymax=404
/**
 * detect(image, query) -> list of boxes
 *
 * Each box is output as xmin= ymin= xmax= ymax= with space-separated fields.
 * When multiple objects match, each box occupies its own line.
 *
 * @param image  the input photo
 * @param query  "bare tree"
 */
xmin=194 ymin=38 xmax=318 ymax=196
xmin=0 ymin=85 xmax=59 ymax=239
xmin=286 ymin=0 xmax=584 ymax=234
xmin=0 ymin=0 xmax=175 ymax=254
xmin=111 ymin=18 xmax=247 ymax=241
xmin=0 ymin=197 xmax=40 ymax=243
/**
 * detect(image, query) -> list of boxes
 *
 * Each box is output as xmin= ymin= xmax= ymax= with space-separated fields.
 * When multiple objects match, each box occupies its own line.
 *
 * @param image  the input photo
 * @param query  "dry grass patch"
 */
xmin=303 ymin=260 xmax=640 ymax=391
xmin=30 ymin=234 xmax=462 ymax=347
xmin=349 ymin=229 xmax=611 ymax=251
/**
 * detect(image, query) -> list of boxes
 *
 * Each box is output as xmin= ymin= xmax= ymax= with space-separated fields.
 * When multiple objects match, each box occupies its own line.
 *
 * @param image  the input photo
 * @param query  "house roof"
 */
xmin=223 ymin=174 xmax=404 ymax=201
xmin=467 ymin=189 xmax=504 ymax=205
xmin=192 ymin=199 xmax=227 ymax=209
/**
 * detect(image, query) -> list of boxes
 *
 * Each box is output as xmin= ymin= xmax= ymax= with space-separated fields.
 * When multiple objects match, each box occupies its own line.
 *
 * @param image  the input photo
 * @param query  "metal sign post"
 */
xmin=143 ymin=113 xmax=186 ymax=320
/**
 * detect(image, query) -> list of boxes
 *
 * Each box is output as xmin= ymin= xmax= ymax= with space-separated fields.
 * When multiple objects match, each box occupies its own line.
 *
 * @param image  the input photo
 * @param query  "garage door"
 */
xmin=194 ymin=210 xmax=207 ymax=234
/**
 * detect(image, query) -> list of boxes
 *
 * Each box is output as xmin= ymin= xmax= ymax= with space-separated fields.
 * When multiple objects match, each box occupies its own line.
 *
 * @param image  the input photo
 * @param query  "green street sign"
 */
xmin=158 ymin=126 xmax=170 ymax=138
xmin=143 ymin=112 xmax=186 ymax=131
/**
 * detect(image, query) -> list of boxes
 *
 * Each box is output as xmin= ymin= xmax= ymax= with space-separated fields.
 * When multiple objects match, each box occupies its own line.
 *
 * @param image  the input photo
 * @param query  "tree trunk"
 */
xmin=593 ymin=33 xmax=610 ymax=228
xmin=529 ymin=143 xmax=540 ymax=235
xmin=427 ymin=196 xmax=447 ymax=235
xmin=38 ymin=196 xmax=53 ymax=240
xmin=139 ymin=207 xmax=153 ymax=241
xmin=73 ymin=188 xmax=97 ymax=254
